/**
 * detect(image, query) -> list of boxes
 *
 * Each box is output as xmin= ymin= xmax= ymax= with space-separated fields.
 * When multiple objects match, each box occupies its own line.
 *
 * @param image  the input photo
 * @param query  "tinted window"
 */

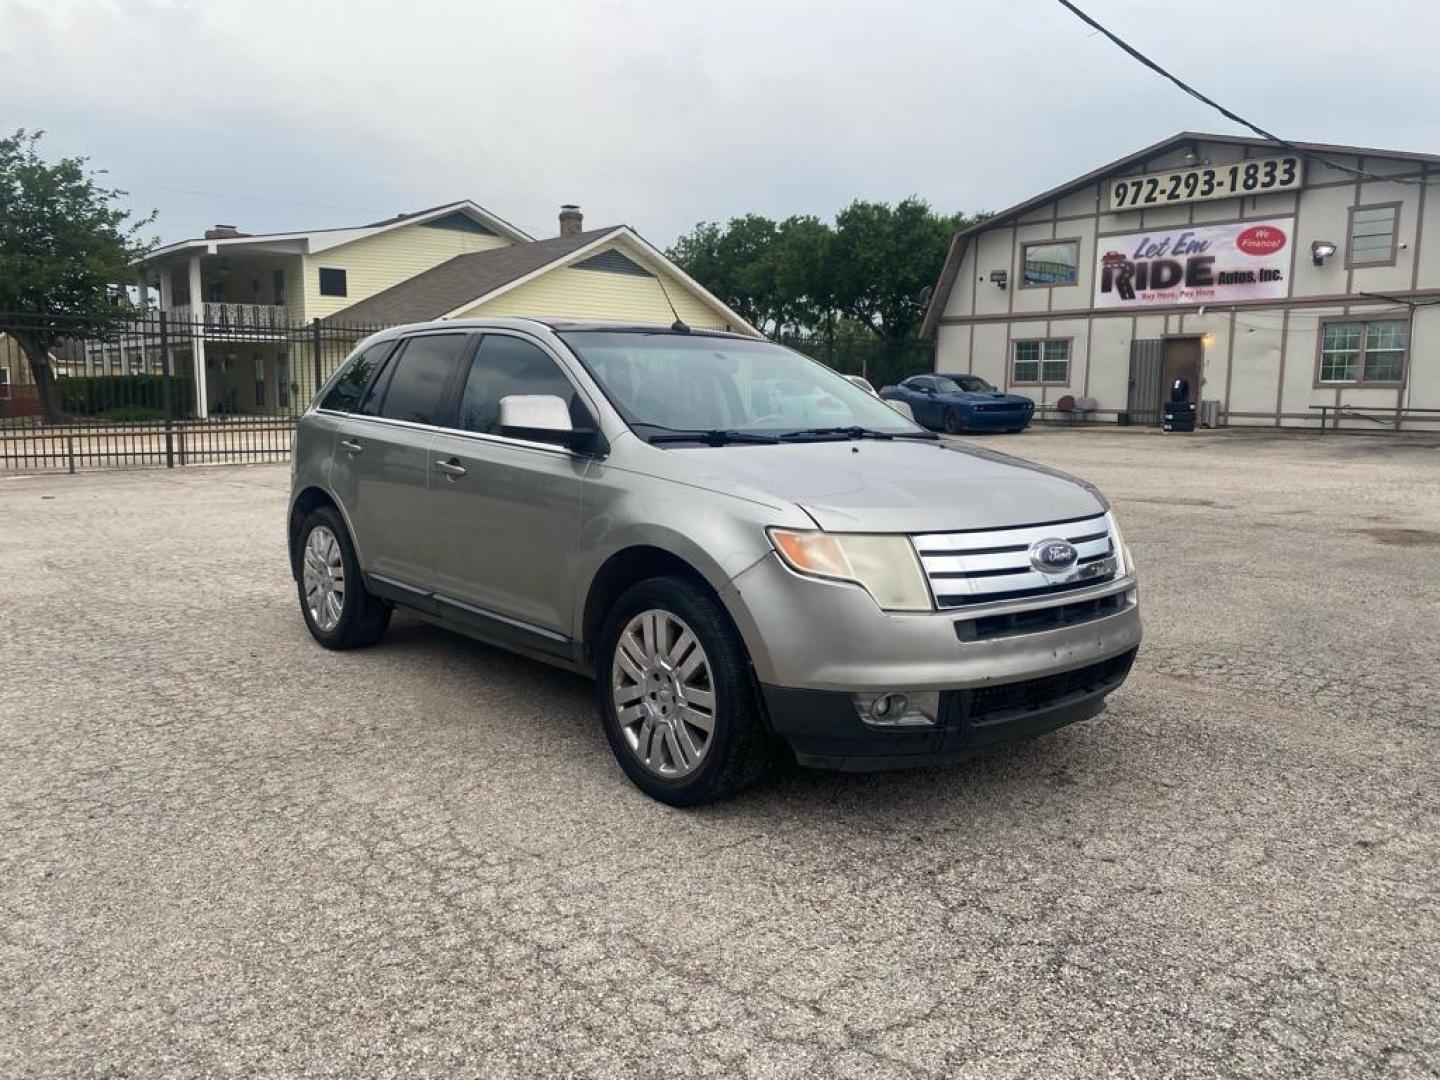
xmin=375 ymin=334 xmax=467 ymax=425
xmin=932 ymin=377 xmax=962 ymax=393
xmin=318 ymin=267 xmax=347 ymax=297
xmin=906 ymin=377 xmax=931 ymax=391
xmin=457 ymin=335 xmax=577 ymax=435
xmin=320 ymin=341 xmax=393 ymax=413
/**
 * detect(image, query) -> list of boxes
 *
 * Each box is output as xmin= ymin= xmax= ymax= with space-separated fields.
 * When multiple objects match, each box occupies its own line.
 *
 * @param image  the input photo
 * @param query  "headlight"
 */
xmin=767 ymin=529 xmax=933 ymax=612
xmin=1106 ymin=510 xmax=1134 ymax=576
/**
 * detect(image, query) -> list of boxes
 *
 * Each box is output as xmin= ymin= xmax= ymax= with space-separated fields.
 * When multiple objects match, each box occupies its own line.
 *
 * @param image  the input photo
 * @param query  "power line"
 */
xmin=1054 ymin=0 xmax=1435 ymax=188
xmin=115 ymin=180 xmax=388 ymax=216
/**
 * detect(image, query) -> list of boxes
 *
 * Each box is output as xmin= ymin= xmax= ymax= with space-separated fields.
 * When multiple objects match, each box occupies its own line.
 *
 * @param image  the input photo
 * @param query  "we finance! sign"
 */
xmin=1094 ymin=218 xmax=1292 ymax=309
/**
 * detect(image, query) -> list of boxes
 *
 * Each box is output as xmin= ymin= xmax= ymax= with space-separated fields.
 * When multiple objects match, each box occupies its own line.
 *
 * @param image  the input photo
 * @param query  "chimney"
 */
xmin=204 ymin=224 xmax=249 ymax=239
xmin=558 ymin=204 xmax=583 ymax=237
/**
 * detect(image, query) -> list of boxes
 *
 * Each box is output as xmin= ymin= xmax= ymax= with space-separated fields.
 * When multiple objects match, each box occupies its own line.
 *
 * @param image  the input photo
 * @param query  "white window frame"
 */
xmin=1011 ymin=338 xmax=1071 ymax=386
xmin=1317 ymin=318 xmax=1407 ymax=386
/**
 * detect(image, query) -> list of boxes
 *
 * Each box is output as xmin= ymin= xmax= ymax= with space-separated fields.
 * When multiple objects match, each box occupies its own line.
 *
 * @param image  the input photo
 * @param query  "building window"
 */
xmin=0 ymin=366 xmax=10 ymax=401
xmin=1347 ymin=204 xmax=1399 ymax=268
xmin=1319 ymin=320 xmax=1406 ymax=384
xmin=1012 ymin=339 xmax=1070 ymax=385
xmin=318 ymin=267 xmax=348 ymax=297
xmin=1021 ymin=241 xmax=1079 ymax=287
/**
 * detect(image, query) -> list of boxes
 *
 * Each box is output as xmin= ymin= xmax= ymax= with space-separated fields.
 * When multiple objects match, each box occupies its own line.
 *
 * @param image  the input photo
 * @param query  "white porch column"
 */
xmin=187 ymin=255 xmax=208 ymax=417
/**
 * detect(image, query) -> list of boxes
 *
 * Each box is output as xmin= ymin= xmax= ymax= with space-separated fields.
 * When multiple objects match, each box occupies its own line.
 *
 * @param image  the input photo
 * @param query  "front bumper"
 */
xmin=762 ymin=647 xmax=1135 ymax=770
xmin=723 ymin=551 xmax=1141 ymax=770
xmin=962 ymin=409 xmax=1033 ymax=431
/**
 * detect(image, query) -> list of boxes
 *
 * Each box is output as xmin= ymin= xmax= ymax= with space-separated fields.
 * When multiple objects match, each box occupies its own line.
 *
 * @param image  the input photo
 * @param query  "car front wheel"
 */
xmin=597 ymin=576 xmax=773 ymax=806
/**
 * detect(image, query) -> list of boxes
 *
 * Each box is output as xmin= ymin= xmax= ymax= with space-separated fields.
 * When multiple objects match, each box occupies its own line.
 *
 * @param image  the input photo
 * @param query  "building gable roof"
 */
xmin=919 ymin=131 xmax=1440 ymax=337
xmin=138 ymin=200 xmax=531 ymax=264
xmin=324 ymin=225 xmax=759 ymax=335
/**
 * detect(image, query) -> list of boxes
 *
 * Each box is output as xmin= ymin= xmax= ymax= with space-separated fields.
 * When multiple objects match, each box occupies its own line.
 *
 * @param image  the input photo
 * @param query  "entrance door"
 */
xmin=1162 ymin=337 xmax=1202 ymax=405
xmin=1127 ymin=339 xmax=1165 ymax=425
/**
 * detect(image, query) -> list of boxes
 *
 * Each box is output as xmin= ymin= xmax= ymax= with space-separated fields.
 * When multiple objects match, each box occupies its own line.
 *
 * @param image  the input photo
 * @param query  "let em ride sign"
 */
xmin=1094 ymin=218 xmax=1292 ymax=310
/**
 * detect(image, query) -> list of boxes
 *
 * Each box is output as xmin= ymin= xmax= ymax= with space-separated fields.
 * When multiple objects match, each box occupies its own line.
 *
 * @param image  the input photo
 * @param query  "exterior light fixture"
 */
xmin=1311 ymin=240 xmax=1338 ymax=266
xmin=989 ymin=270 xmax=1009 ymax=290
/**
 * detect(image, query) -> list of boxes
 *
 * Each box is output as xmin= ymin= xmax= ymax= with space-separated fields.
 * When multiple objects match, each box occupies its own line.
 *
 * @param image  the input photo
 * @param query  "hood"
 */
xmin=945 ymin=390 xmax=1033 ymax=406
xmin=667 ymin=438 xmax=1106 ymax=533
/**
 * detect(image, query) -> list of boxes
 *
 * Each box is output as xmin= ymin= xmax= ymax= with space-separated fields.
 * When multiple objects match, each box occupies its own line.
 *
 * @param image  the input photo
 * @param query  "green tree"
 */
xmin=670 ymin=199 xmax=984 ymax=345
xmin=831 ymin=198 xmax=981 ymax=347
xmin=0 ymin=130 xmax=155 ymax=422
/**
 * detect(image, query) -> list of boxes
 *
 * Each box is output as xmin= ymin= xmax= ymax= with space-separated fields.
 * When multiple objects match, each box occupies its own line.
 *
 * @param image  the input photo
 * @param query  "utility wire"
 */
xmin=1055 ymin=0 xmax=1434 ymax=187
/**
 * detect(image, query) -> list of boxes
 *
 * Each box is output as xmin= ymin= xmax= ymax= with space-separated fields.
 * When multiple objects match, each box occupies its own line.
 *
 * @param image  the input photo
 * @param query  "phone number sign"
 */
xmin=1108 ymin=155 xmax=1302 ymax=211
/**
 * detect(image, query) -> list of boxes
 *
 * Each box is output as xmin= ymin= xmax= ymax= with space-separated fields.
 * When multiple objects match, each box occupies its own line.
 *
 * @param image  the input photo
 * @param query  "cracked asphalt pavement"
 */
xmin=2 ymin=429 xmax=1438 ymax=1078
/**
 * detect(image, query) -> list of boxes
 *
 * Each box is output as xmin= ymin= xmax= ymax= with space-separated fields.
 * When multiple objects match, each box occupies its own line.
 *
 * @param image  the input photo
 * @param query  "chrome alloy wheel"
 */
xmin=302 ymin=525 xmax=346 ymax=632
xmin=611 ymin=609 xmax=717 ymax=778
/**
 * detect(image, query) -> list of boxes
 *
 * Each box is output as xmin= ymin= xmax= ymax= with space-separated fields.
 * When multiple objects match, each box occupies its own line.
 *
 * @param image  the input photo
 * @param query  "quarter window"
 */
xmin=320 ymin=341 xmax=394 ymax=413
xmin=457 ymin=335 xmax=578 ymax=435
xmin=1347 ymin=205 xmax=1398 ymax=267
xmin=1012 ymin=339 xmax=1070 ymax=385
xmin=1021 ymin=241 xmax=1079 ymax=287
xmin=1320 ymin=320 xmax=1406 ymax=384
xmin=318 ymin=267 xmax=348 ymax=297
xmin=375 ymin=334 xmax=468 ymax=424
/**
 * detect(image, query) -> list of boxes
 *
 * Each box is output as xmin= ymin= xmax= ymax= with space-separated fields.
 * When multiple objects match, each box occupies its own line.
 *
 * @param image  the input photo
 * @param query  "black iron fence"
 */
xmin=1 ymin=311 xmax=390 ymax=473
xmin=777 ymin=332 xmax=935 ymax=389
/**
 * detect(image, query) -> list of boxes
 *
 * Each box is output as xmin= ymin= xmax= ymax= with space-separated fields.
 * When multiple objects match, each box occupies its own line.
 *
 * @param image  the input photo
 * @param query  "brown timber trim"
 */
xmin=935 ymin=287 xmax=1440 ymax=327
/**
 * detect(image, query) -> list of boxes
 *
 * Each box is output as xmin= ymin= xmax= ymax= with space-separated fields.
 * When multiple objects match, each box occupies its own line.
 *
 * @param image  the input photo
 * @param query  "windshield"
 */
xmin=936 ymin=374 xmax=994 ymax=393
xmin=559 ymin=332 xmax=927 ymax=440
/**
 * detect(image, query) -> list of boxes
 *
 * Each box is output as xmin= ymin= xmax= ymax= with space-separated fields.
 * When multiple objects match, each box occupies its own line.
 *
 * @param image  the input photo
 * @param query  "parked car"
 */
xmin=880 ymin=374 xmax=1035 ymax=434
xmin=289 ymin=320 xmax=1140 ymax=805
xmin=844 ymin=373 xmax=916 ymax=421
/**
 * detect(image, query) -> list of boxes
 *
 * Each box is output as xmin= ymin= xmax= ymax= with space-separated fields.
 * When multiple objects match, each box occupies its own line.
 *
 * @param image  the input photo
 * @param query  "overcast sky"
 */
xmin=3 ymin=0 xmax=1437 ymax=248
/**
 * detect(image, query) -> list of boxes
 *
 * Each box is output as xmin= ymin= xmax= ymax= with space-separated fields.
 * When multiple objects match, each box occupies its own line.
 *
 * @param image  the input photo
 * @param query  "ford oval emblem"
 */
xmin=1029 ymin=538 xmax=1079 ymax=574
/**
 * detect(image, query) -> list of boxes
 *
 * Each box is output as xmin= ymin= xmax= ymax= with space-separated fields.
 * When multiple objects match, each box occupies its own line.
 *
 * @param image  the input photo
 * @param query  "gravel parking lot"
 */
xmin=2 ymin=428 xmax=1438 ymax=1078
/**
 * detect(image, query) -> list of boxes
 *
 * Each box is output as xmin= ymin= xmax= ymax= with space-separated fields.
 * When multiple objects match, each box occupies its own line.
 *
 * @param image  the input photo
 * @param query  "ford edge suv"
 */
xmin=288 ymin=319 xmax=1140 ymax=805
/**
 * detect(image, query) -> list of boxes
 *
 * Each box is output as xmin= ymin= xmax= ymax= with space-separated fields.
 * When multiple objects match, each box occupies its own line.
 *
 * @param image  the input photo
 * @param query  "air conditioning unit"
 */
xmin=1199 ymin=399 xmax=1221 ymax=428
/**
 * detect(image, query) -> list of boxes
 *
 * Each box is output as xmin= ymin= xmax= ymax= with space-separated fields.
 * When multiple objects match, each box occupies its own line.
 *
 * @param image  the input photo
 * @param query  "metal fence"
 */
xmin=777 ymin=332 xmax=935 ymax=389
xmin=1 ymin=311 xmax=388 ymax=473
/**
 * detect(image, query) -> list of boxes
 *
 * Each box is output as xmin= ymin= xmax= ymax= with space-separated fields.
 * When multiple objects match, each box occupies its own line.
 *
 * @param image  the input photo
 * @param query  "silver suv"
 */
xmin=289 ymin=319 xmax=1141 ymax=805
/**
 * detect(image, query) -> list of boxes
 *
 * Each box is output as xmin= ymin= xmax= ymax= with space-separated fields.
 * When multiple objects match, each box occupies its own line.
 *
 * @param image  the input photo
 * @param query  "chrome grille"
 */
xmin=914 ymin=513 xmax=1117 ymax=609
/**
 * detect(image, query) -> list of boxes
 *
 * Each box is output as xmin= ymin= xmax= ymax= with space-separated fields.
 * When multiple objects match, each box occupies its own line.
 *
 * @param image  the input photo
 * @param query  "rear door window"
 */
xmin=372 ymin=334 xmax=469 ymax=425
xmin=320 ymin=340 xmax=394 ymax=413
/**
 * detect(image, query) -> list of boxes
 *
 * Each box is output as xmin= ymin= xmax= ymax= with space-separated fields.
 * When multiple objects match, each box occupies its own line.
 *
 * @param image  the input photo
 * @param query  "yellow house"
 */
xmin=121 ymin=201 xmax=755 ymax=416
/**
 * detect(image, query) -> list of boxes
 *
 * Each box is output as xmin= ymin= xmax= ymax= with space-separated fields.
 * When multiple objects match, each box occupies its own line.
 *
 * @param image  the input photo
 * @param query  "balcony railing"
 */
xmin=170 ymin=302 xmax=294 ymax=333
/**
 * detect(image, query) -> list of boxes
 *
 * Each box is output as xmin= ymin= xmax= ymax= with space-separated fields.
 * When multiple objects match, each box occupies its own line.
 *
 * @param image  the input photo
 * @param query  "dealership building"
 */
xmin=921 ymin=132 xmax=1440 ymax=429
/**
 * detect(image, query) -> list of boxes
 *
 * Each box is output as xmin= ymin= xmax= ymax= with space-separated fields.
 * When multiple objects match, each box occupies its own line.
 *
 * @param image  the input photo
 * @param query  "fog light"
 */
xmin=852 ymin=690 xmax=941 ymax=728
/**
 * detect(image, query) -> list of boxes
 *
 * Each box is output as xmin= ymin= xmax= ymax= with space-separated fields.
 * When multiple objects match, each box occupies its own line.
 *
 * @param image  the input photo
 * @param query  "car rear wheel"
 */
xmin=597 ymin=576 xmax=773 ymax=806
xmin=943 ymin=407 xmax=964 ymax=434
xmin=297 ymin=506 xmax=391 ymax=650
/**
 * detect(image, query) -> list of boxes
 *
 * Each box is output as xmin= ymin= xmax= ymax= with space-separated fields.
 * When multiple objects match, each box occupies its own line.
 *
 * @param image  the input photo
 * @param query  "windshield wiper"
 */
xmin=778 ymin=426 xmax=935 ymax=441
xmin=637 ymin=424 xmax=780 ymax=446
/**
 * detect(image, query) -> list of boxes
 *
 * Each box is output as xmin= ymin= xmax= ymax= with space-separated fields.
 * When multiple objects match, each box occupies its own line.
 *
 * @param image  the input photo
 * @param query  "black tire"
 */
xmin=296 ymin=505 xmax=391 ymax=650
xmin=943 ymin=407 xmax=964 ymax=434
xmin=596 ymin=576 xmax=773 ymax=806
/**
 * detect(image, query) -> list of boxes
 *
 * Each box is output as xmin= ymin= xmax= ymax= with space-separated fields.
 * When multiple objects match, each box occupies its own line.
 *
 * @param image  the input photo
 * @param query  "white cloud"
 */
xmin=3 ymin=0 xmax=1437 ymax=245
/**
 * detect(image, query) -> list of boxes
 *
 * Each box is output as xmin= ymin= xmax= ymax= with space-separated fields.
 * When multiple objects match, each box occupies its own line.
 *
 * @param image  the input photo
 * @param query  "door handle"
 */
xmin=435 ymin=458 xmax=467 ymax=478
xmin=340 ymin=439 xmax=363 ymax=454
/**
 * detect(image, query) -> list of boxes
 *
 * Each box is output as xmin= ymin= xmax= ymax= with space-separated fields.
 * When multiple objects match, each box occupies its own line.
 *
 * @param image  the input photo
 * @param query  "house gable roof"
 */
xmin=138 ymin=199 xmax=532 ymax=264
xmin=325 ymin=226 xmax=759 ymax=335
xmin=920 ymin=131 xmax=1440 ymax=337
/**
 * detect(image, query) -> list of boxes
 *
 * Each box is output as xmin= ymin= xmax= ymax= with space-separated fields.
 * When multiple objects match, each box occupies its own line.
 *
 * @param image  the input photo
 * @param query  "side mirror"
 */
xmin=887 ymin=400 xmax=916 ymax=421
xmin=498 ymin=394 xmax=600 ymax=452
